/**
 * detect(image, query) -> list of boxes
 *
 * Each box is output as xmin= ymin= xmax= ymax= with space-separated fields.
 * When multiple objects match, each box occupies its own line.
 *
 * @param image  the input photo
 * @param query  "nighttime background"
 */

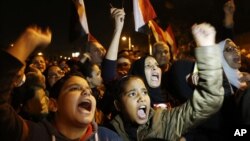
xmin=0 ymin=0 xmax=250 ymax=58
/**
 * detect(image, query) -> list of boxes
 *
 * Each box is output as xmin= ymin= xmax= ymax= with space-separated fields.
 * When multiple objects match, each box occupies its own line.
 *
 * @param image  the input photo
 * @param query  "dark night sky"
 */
xmin=1 ymin=0 xmax=250 ymax=57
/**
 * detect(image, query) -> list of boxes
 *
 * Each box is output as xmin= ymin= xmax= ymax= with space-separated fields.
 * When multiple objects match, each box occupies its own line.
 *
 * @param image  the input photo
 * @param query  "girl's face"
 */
xmin=144 ymin=56 xmax=162 ymax=88
xmin=119 ymin=78 xmax=150 ymax=125
xmin=55 ymin=76 xmax=96 ymax=127
xmin=87 ymin=64 xmax=103 ymax=88
xmin=223 ymin=40 xmax=241 ymax=69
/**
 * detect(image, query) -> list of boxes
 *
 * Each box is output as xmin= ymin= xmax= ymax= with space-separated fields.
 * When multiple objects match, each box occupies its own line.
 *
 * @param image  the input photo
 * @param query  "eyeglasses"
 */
xmin=224 ymin=45 xmax=240 ymax=53
xmin=48 ymin=70 xmax=64 ymax=78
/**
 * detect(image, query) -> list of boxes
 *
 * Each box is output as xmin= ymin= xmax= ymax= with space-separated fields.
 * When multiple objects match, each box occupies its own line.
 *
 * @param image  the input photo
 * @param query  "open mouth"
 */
xmin=137 ymin=105 xmax=147 ymax=119
xmin=151 ymin=73 xmax=159 ymax=81
xmin=78 ymin=100 xmax=92 ymax=112
xmin=233 ymin=57 xmax=241 ymax=63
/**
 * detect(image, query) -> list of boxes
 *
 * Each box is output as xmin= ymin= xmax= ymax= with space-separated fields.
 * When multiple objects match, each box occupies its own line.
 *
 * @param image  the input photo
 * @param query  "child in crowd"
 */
xmin=108 ymin=23 xmax=224 ymax=141
xmin=0 ymin=25 xmax=122 ymax=141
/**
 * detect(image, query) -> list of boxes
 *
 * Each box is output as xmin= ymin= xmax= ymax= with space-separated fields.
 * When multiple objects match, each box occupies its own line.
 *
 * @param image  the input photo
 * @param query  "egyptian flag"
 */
xmin=133 ymin=0 xmax=157 ymax=32
xmin=148 ymin=20 xmax=166 ymax=42
xmin=69 ymin=0 xmax=89 ymax=42
xmin=148 ymin=20 xmax=177 ymax=60
xmin=88 ymin=33 xmax=99 ymax=42
xmin=74 ymin=0 xmax=89 ymax=34
xmin=165 ymin=25 xmax=177 ymax=60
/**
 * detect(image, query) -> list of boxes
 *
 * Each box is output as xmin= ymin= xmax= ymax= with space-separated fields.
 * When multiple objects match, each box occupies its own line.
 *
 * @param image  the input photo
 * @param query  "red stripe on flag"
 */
xmin=88 ymin=33 xmax=98 ymax=42
xmin=165 ymin=25 xmax=177 ymax=60
xmin=148 ymin=20 xmax=166 ymax=42
xmin=139 ymin=0 xmax=157 ymax=23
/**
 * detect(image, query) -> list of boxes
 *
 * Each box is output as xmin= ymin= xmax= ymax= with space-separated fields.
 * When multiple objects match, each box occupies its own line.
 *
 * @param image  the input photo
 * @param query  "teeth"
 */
xmin=151 ymin=75 xmax=158 ymax=81
xmin=139 ymin=105 xmax=146 ymax=109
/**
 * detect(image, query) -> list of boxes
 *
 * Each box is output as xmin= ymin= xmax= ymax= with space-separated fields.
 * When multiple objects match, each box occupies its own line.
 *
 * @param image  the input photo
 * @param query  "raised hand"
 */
xmin=224 ymin=0 xmax=235 ymax=16
xmin=223 ymin=0 xmax=235 ymax=28
xmin=24 ymin=26 xmax=52 ymax=48
xmin=7 ymin=26 xmax=52 ymax=63
xmin=191 ymin=23 xmax=216 ymax=47
xmin=110 ymin=8 xmax=125 ymax=31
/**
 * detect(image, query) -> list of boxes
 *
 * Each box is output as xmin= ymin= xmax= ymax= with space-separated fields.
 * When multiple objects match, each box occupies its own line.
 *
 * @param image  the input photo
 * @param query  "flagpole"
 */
xmin=148 ymin=34 xmax=152 ymax=55
xmin=128 ymin=36 xmax=131 ymax=50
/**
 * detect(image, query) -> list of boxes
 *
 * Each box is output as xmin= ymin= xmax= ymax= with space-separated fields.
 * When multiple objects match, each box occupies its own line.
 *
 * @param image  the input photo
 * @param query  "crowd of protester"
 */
xmin=1 ymin=0 xmax=250 ymax=141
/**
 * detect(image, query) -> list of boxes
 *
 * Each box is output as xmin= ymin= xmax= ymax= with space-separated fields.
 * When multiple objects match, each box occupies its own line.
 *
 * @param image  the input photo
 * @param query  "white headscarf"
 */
xmin=218 ymin=38 xmax=246 ymax=89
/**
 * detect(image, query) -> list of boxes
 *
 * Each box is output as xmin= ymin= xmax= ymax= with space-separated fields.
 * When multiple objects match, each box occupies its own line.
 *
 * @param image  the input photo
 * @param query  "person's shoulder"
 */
xmin=97 ymin=126 xmax=123 ymax=140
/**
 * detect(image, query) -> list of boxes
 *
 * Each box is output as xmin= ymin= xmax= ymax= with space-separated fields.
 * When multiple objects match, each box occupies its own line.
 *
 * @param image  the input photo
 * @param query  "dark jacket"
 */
xmin=0 ymin=51 xmax=122 ymax=141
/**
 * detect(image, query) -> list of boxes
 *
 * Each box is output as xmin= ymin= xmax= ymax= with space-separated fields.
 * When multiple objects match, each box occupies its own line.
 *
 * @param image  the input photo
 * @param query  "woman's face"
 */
xmin=88 ymin=64 xmax=103 ymax=88
xmin=223 ymin=40 xmax=241 ymax=69
xmin=144 ymin=56 xmax=162 ymax=88
xmin=119 ymin=78 xmax=150 ymax=125
xmin=55 ymin=76 xmax=96 ymax=127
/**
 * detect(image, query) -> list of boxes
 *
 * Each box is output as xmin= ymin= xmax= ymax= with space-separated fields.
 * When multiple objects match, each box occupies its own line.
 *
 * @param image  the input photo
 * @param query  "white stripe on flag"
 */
xmin=133 ymin=0 xmax=145 ymax=32
xmin=76 ymin=0 xmax=89 ymax=34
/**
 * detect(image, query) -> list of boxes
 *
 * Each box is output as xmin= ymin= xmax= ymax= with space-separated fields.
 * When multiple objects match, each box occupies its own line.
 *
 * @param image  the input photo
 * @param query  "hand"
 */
xmin=7 ymin=25 xmax=51 ymax=63
xmin=23 ymin=26 xmax=52 ymax=49
xmin=224 ymin=0 xmax=235 ymax=16
xmin=186 ymin=72 xmax=199 ymax=87
xmin=223 ymin=0 xmax=235 ymax=28
xmin=110 ymin=8 xmax=125 ymax=31
xmin=29 ymin=63 xmax=43 ymax=75
xmin=240 ymin=72 xmax=250 ymax=82
xmin=191 ymin=23 xmax=216 ymax=47
xmin=28 ymin=64 xmax=46 ymax=88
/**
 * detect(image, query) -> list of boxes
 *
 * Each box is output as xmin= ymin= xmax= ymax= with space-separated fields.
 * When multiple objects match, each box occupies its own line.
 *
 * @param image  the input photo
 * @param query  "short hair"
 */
xmin=152 ymin=41 xmax=170 ymax=55
xmin=11 ymin=72 xmax=46 ymax=109
xmin=49 ymin=71 xmax=85 ymax=99
xmin=79 ymin=59 xmax=96 ymax=78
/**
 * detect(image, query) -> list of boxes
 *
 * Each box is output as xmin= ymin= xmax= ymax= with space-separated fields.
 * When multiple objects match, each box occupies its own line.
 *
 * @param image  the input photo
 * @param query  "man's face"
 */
xmin=26 ymin=87 xmax=49 ymax=115
xmin=153 ymin=44 xmax=171 ymax=66
xmin=31 ymin=56 xmax=46 ymax=73
xmin=223 ymin=40 xmax=241 ymax=69
xmin=90 ymin=42 xmax=106 ymax=66
xmin=117 ymin=57 xmax=131 ymax=77
xmin=47 ymin=66 xmax=65 ymax=87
